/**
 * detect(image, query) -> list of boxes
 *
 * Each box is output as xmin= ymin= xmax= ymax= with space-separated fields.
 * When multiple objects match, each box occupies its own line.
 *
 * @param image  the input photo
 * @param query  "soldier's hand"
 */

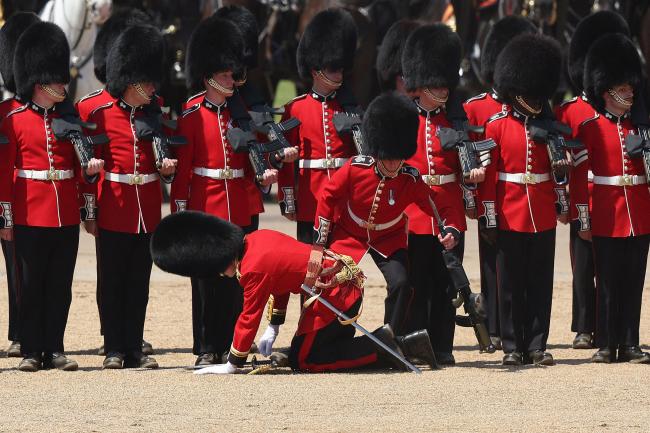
xmin=578 ymin=230 xmax=592 ymax=241
xmin=438 ymin=232 xmax=456 ymax=250
xmin=0 ymin=228 xmax=13 ymax=241
xmin=159 ymin=158 xmax=177 ymax=176
xmin=465 ymin=207 xmax=477 ymax=219
xmin=283 ymin=212 xmax=296 ymax=221
xmin=557 ymin=213 xmax=569 ymax=225
xmin=468 ymin=167 xmax=486 ymax=183
xmin=85 ymin=158 xmax=104 ymax=176
xmin=260 ymin=168 xmax=278 ymax=186
xmin=281 ymin=146 xmax=299 ymax=163
xmin=258 ymin=324 xmax=280 ymax=356
xmin=83 ymin=220 xmax=98 ymax=237
xmin=194 ymin=361 xmax=238 ymax=375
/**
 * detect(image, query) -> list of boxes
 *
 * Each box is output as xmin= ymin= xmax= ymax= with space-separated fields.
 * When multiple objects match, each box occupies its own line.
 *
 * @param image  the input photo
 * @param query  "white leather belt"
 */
xmin=347 ymin=203 xmax=403 ymax=231
xmin=299 ymin=158 xmax=348 ymax=169
xmin=498 ymin=172 xmax=551 ymax=184
xmin=193 ymin=167 xmax=244 ymax=180
xmin=16 ymin=169 xmax=74 ymax=181
xmin=422 ymin=173 xmax=457 ymax=186
xmin=588 ymin=170 xmax=594 ymax=182
xmin=592 ymin=174 xmax=647 ymax=186
xmin=105 ymin=172 xmax=159 ymax=185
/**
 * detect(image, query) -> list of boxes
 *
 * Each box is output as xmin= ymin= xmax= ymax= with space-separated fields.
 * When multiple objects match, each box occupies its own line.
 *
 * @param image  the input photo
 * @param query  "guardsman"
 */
xmin=0 ymin=10 xmax=41 ymax=358
xmin=400 ymin=24 xmax=472 ymax=364
xmin=375 ymin=19 xmax=420 ymax=94
xmin=151 ymin=211 xmax=435 ymax=374
xmin=83 ymin=24 xmax=174 ymax=369
xmin=479 ymin=34 xmax=564 ymax=366
xmin=277 ymin=8 xmax=358 ymax=244
xmin=311 ymin=92 xmax=457 ymax=338
xmin=574 ymin=34 xmax=650 ymax=364
xmin=555 ymin=11 xmax=630 ymax=350
xmin=0 ymin=22 xmax=103 ymax=371
xmin=76 ymin=6 xmax=152 ymax=358
xmin=172 ymin=16 xmax=277 ymax=366
xmin=463 ymin=15 xmax=536 ymax=350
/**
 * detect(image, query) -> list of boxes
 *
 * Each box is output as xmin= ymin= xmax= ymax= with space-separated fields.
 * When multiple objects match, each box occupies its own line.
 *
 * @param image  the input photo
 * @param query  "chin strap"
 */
xmin=132 ymin=83 xmax=152 ymax=103
xmin=207 ymin=77 xmax=234 ymax=96
xmin=316 ymin=70 xmax=343 ymax=89
xmin=40 ymin=84 xmax=66 ymax=102
xmin=515 ymin=95 xmax=542 ymax=115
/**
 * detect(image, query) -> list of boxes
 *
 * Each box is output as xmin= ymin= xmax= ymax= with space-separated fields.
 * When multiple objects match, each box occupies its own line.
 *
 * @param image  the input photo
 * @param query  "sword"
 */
xmin=300 ymin=284 xmax=422 ymax=374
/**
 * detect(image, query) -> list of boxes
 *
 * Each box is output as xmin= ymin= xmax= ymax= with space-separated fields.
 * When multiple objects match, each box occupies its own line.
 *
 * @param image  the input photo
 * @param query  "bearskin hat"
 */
xmin=480 ymin=16 xmax=536 ymax=86
xmin=568 ymin=11 xmax=629 ymax=91
xmin=214 ymin=5 xmax=259 ymax=69
xmin=494 ymin=33 xmax=561 ymax=103
xmin=362 ymin=92 xmax=418 ymax=160
xmin=13 ymin=22 xmax=70 ymax=100
xmin=93 ymin=8 xmax=150 ymax=84
xmin=151 ymin=211 xmax=245 ymax=278
xmin=185 ymin=16 xmax=244 ymax=93
xmin=106 ymin=24 xmax=164 ymax=98
xmin=584 ymin=33 xmax=641 ymax=113
xmin=401 ymin=24 xmax=462 ymax=92
xmin=376 ymin=20 xmax=420 ymax=92
xmin=0 ymin=12 xmax=40 ymax=94
xmin=296 ymin=8 xmax=357 ymax=80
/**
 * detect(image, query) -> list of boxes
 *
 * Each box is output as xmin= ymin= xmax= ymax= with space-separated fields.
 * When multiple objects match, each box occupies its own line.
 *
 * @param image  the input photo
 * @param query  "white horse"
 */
xmin=40 ymin=0 xmax=112 ymax=101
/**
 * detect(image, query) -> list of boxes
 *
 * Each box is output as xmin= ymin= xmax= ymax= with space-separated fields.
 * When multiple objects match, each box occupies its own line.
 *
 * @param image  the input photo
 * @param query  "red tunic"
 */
xmin=554 ymin=95 xmax=597 ymax=226
xmin=313 ymin=156 xmax=454 ymax=262
xmin=0 ymin=101 xmax=83 ymax=227
xmin=83 ymin=97 xmax=163 ymax=233
xmin=183 ymin=91 xmax=264 ymax=218
xmin=277 ymin=91 xmax=357 ymax=221
xmin=228 ymin=229 xmax=362 ymax=365
xmin=573 ymin=111 xmax=650 ymax=237
xmin=480 ymin=109 xmax=559 ymax=233
xmin=171 ymin=98 xmax=253 ymax=227
xmin=0 ymin=97 xmax=24 ymax=228
xmin=405 ymin=103 xmax=466 ymax=235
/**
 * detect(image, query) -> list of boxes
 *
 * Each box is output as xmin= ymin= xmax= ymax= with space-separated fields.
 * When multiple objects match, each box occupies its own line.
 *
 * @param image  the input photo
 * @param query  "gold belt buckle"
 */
xmin=47 ymin=169 xmax=59 ymax=181
xmin=522 ymin=173 xmax=536 ymax=184
xmin=129 ymin=174 xmax=144 ymax=185
xmin=619 ymin=174 xmax=632 ymax=186
xmin=222 ymin=168 xmax=233 ymax=179
xmin=427 ymin=175 xmax=440 ymax=186
xmin=323 ymin=159 xmax=335 ymax=169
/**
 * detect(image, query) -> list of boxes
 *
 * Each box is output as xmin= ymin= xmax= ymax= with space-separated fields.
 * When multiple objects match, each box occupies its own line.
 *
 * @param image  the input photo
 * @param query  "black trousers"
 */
xmin=368 ymin=248 xmax=412 ymax=336
xmin=95 ymin=238 xmax=104 ymax=336
xmin=2 ymin=239 xmax=20 ymax=341
xmin=14 ymin=225 xmax=79 ymax=355
xmin=190 ymin=215 xmax=258 ymax=356
xmin=98 ymin=229 xmax=152 ymax=356
xmin=592 ymin=235 xmax=649 ymax=349
xmin=296 ymin=220 xmax=313 ymax=244
xmin=497 ymin=229 xmax=555 ymax=354
xmin=289 ymin=300 xmax=379 ymax=372
xmin=570 ymin=221 xmax=596 ymax=334
xmin=406 ymin=233 xmax=462 ymax=353
xmin=478 ymin=226 xmax=500 ymax=337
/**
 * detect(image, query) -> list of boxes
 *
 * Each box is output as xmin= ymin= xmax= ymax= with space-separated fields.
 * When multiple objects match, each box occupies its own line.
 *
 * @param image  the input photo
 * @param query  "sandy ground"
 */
xmin=0 ymin=204 xmax=649 ymax=433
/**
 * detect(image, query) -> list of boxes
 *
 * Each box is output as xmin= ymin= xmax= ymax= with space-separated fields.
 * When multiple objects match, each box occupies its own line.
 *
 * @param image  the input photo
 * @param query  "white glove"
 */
xmin=478 ymin=149 xmax=492 ymax=167
xmin=194 ymin=361 xmax=238 ymax=375
xmin=258 ymin=324 xmax=280 ymax=357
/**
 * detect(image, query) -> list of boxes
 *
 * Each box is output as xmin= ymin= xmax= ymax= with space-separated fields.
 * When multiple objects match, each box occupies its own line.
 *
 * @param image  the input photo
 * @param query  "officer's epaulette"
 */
xmin=351 ymin=155 xmax=375 ymax=166
xmin=77 ymin=89 xmax=104 ymax=103
xmin=89 ymin=101 xmax=113 ymax=117
xmin=464 ymin=93 xmax=487 ymax=104
xmin=401 ymin=165 xmax=420 ymax=180
xmin=559 ymin=96 xmax=578 ymax=108
xmin=579 ymin=113 xmax=599 ymax=127
xmin=185 ymin=90 xmax=206 ymax=104
xmin=5 ymin=103 xmax=28 ymax=118
xmin=486 ymin=110 xmax=508 ymax=124
xmin=181 ymin=103 xmax=201 ymax=118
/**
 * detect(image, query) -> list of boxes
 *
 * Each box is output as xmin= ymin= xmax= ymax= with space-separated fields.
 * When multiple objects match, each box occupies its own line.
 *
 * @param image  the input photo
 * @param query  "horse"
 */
xmin=40 ymin=0 xmax=112 ymax=101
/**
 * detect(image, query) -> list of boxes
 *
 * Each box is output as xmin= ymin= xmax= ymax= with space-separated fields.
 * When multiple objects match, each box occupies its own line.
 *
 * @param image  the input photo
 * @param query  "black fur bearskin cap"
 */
xmin=0 ymin=12 xmax=41 ymax=94
xmin=376 ymin=19 xmax=420 ymax=92
xmin=362 ymin=92 xmax=419 ymax=160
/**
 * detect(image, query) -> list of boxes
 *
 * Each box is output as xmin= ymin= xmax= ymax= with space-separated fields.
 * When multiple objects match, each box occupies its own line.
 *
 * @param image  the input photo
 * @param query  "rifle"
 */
xmin=430 ymin=199 xmax=495 ymax=353
xmin=331 ymin=84 xmax=364 ymax=154
xmin=624 ymin=97 xmax=650 ymax=184
xmin=51 ymin=98 xmax=109 ymax=171
xmin=527 ymin=105 xmax=583 ymax=185
xmin=439 ymin=94 xmax=496 ymax=190
xmin=134 ymin=101 xmax=187 ymax=183
xmin=227 ymin=91 xmax=300 ymax=182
